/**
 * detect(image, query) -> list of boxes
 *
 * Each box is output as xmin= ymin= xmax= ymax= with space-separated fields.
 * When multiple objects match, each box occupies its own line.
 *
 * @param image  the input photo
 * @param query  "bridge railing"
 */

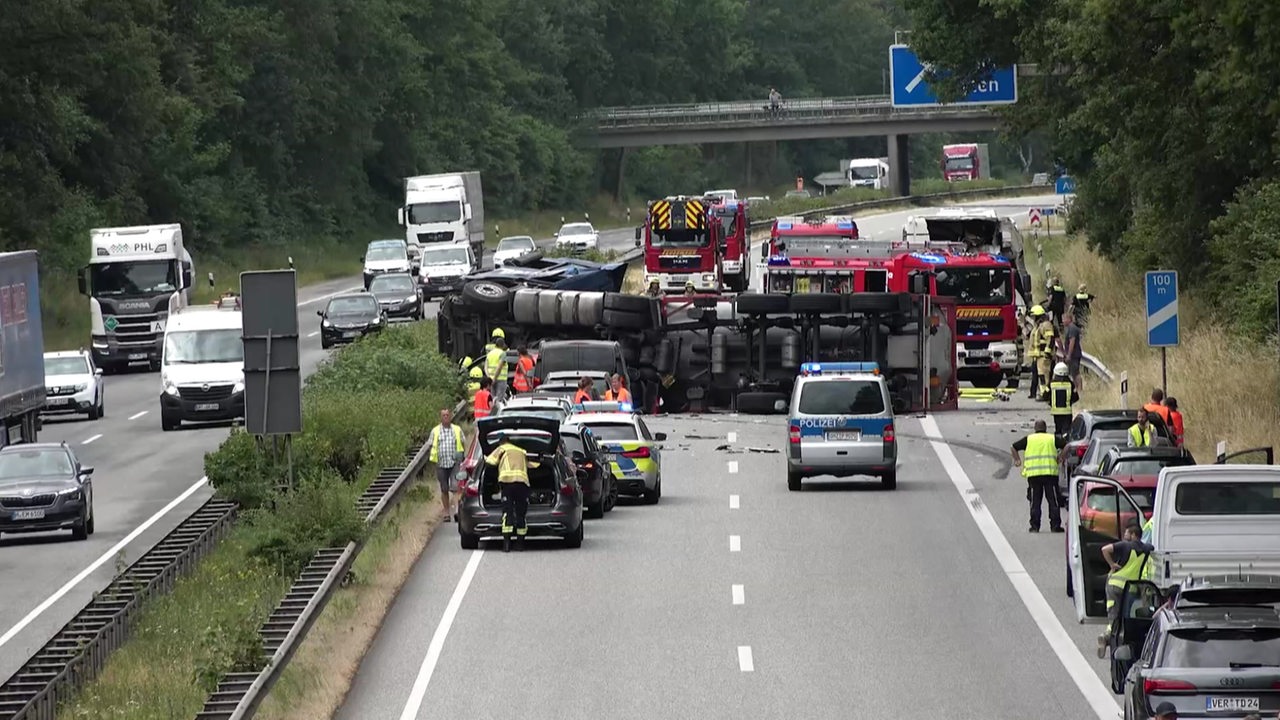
xmin=586 ymin=94 xmax=997 ymax=129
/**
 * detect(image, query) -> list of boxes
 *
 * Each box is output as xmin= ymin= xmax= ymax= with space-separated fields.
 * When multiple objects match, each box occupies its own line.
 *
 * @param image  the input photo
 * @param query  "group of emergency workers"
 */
xmin=1022 ymin=275 xmax=1094 ymax=402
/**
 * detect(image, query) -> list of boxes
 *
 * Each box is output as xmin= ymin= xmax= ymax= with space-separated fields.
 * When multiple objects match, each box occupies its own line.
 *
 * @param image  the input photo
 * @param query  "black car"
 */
xmin=1061 ymin=410 xmax=1174 ymax=485
xmin=367 ymin=273 xmax=424 ymax=322
xmin=1110 ymin=575 xmax=1280 ymax=717
xmin=318 ymin=293 xmax=386 ymax=349
xmin=560 ymin=426 xmax=617 ymax=518
xmin=456 ymin=415 xmax=585 ymax=549
xmin=0 ymin=443 xmax=95 ymax=541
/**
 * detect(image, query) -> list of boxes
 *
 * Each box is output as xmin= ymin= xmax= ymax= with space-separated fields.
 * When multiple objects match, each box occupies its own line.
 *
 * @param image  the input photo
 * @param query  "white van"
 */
xmin=1068 ymin=452 xmax=1280 ymax=623
xmin=158 ymin=299 xmax=244 ymax=431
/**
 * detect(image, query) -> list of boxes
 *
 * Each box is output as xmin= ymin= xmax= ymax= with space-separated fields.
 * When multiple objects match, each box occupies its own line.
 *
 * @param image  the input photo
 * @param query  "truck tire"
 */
xmin=789 ymin=293 xmax=842 ymax=314
xmin=557 ymin=291 xmax=581 ymax=326
xmin=735 ymin=292 xmax=789 ymax=315
xmin=462 ymin=281 xmax=513 ymax=315
xmin=507 ymin=250 xmax=545 ymax=267
xmin=603 ymin=293 xmax=653 ymax=314
xmin=577 ymin=293 xmax=604 ymax=326
xmin=512 ymin=289 xmax=541 ymax=324
xmin=736 ymin=391 xmax=788 ymax=414
xmin=846 ymin=292 xmax=909 ymax=314
xmin=602 ymin=308 xmax=652 ymax=330
xmin=537 ymin=291 xmax=562 ymax=325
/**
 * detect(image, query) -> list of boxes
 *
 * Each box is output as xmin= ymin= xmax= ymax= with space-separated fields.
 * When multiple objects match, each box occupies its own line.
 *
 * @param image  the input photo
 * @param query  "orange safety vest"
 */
xmin=605 ymin=388 xmax=631 ymax=403
xmin=1170 ymin=410 xmax=1185 ymax=446
xmin=512 ymin=356 xmax=535 ymax=392
xmin=1143 ymin=402 xmax=1170 ymax=427
xmin=473 ymin=389 xmax=492 ymax=418
xmin=573 ymin=389 xmax=593 ymax=404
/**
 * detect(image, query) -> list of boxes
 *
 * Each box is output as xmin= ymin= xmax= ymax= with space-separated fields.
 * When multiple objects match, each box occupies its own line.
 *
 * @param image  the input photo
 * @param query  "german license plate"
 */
xmin=47 ymin=398 xmax=70 ymax=405
xmin=1206 ymin=697 xmax=1259 ymax=712
xmin=129 ymin=353 xmax=148 ymax=360
xmin=13 ymin=509 xmax=45 ymax=520
xmin=967 ymin=349 xmax=991 ymax=358
xmin=827 ymin=430 xmax=861 ymax=441
xmin=194 ymin=403 xmax=219 ymax=411
xmin=343 ymin=331 xmax=359 ymax=339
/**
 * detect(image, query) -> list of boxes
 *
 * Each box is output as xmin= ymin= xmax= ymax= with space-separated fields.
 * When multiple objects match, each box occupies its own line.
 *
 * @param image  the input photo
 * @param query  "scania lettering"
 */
xmin=640 ymin=196 xmax=722 ymax=293
xmin=78 ymin=224 xmax=194 ymax=372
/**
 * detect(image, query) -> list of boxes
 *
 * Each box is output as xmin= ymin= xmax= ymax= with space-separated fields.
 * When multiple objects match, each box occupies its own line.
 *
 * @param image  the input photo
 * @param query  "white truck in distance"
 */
xmin=398 ymin=172 xmax=486 ymax=267
xmin=845 ymin=158 xmax=890 ymax=189
xmin=78 ymin=224 xmax=194 ymax=373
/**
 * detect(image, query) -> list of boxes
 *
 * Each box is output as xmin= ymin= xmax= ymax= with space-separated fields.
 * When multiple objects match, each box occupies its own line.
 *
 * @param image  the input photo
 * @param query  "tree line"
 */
xmin=903 ymin=0 xmax=1280 ymax=340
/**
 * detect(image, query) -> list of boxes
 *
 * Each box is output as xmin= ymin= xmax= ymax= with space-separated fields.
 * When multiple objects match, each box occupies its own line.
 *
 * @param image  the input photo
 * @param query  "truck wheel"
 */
xmin=789 ymin=293 xmax=842 ymax=314
xmin=735 ymin=292 xmax=789 ymax=315
xmin=461 ymin=281 xmax=513 ymax=315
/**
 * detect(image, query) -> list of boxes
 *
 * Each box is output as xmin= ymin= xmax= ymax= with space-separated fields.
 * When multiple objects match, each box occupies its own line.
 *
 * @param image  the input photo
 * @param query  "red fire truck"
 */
xmin=637 ymin=196 xmax=721 ymax=293
xmin=706 ymin=196 xmax=749 ymax=292
xmin=757 ymin=216 xmax=888 ymax=293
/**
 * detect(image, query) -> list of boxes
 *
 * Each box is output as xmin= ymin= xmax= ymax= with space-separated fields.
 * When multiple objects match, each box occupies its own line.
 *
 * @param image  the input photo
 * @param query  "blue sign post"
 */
xmin=888 ymin=45 xmax=1018 ymax=108
xmin=1055 ymin=175 xmax=1076 ymax=194
xmin=1145 ymin=270 xmax=1179 ymax=395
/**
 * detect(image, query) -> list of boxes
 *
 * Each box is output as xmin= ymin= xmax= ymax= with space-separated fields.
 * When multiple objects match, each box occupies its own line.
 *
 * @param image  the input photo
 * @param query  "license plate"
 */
xmin=1206 ymin=697 xmax=1259 ymax=711
xmin=128 ymin=353 xmax=148 ymax=360
xmin=343 ymin=331 xmax=359 ymax=339
xmin=47 ymin=398 xmax=70 ymax=405
xmin=13 ymin=509 xmax=45 ymax=520
xmin=967 ymin=350 xmax=991 ymax=358
xmin=827 ymin=431 xmax=861 ymax=441
xmin=194 ymin=402 xmax=220 ymax=411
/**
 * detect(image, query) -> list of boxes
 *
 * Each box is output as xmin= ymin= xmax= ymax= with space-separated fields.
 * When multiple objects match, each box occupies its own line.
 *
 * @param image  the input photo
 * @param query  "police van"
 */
xmin=786 ymin=362 xmax=897 ymax=491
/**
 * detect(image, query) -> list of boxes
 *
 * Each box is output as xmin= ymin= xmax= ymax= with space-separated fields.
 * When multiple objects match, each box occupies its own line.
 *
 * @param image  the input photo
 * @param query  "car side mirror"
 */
xmin=316 ymin=310 xmax=324 ymax=317
xmin=80 ymin=466 xmax=94 ymax=477
xmin=654 ymin=432 xmax=667 ymax=441
xmin=1112 ymin=645 xmax=1133 ymax=662
xmin=571 ymin=450 xmax=586 ymax=464
xmin=94 ymin=368 xmax=103 ymax=377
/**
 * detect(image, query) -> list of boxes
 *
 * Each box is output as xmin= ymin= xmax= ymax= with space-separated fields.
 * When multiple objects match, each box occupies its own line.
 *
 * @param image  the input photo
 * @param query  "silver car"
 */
xmin=786 ymin=362 xmax=897 ymax=491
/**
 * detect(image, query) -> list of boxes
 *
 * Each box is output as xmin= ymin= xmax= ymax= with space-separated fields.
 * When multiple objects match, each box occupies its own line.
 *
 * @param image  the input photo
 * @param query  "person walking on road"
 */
xmin=1098 ymin=523 xmax=1154 ymax=658
xmin=1011 ymin=419 xmax=1068 ymax=533
xmin=1165 ymin=397 xmax=1185 ymax=447
xmin=427 ymin=407 xmax=465 ymax=522
xmin=1128 ymin=408 xmax=1154 ymax=447
xmin=1048 ymin=362 xmax=1079 ymax=436
xmin=484 ymin=430 xmax=540 ymax=552
xmin=1062 ymin=312 xmax=1084 ymax=388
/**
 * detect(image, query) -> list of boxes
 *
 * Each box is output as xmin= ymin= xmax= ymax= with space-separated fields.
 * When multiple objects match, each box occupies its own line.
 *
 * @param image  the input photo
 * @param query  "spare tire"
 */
xmin=603 ymin=293 xmax=654 ymax=314
xmin=557 ymin=291 xmax=581 ymax=326
xmin=847 ymin=292 xmax=909 ymax=314
xmin=577 ymin=292 xmax=605 ymax=326
xmin=789 ymin=293 xmax=842 ymax=314
xmin=737 ymin=391 xmax=789 ymax=414
xmin=512 ymin=289 xmax=541 ymax=324
xmin=506 ymin=250 xmax=545 ymax=267
xmin=735 ymin=292 xmax=790 ymax=315
xmin=462 ymin=281 xmax=513 ymax=315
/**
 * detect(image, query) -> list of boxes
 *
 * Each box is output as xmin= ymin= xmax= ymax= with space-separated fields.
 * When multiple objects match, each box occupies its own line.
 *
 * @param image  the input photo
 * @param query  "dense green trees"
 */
xmin=903 ymin=0 xmax=1280 ymax=340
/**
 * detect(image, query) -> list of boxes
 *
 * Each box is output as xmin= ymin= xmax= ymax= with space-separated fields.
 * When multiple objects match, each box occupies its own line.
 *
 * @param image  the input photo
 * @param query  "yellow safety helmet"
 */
xmin=491 ymin=327 xmax=505 ymax=339
xmin=1030 ymin=305 xmax=1046 ymax=316
xmin=460 ymin=356 xmax=473 ymax=368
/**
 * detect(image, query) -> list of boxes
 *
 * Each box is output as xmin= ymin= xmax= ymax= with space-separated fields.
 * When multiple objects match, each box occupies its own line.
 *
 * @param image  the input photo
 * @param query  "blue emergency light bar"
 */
xmin=767 ymin=255 xmax=791 ymax=266
xmin=799 ymin=362 xmax=880 ymax=376
xmin=572 ymin=401 xmax=632 ymax=413
xmin=836 ymin=221 xmax=855 ymax=230
xmin=776 ymin=222 xmax=793 ymax=230
xmin=993 ymin=254 xmax=1009 ymax=264
xmin=911 ymin=252 xmax=946 ymax=264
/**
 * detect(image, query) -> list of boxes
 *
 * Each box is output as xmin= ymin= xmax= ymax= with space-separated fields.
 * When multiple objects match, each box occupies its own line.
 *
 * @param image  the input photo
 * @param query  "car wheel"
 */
xmin=460 ymin=531 xmax=480 ymax=550
xmin=881 ymin=471 xmax=897 ymax=490
xmin=788 ymin=471 xmax=802 ymax=492
xmin=604 ymin=477 xmax=618 ymax=512
xmin=98 ymin=394 xmax=106 ymax=418
xmin=71 ymin=509 xmax=88 ymax=541
xmin=586 ymin=494 xmax=605 ymax=519
xmin=563 ymin=522 xmax=584 ymax=548
xmin=86 ymin=498 xmax=95 ymax=535
xmin=88 ymin=397 xmax=101 ymax=421
xmin=321 ymin=337 xmax=332 ymax=349
xmin=1005 ymin=374 xmax=1020 ymax=390
xmin=642 ymin=479 xmax=661 ymax=505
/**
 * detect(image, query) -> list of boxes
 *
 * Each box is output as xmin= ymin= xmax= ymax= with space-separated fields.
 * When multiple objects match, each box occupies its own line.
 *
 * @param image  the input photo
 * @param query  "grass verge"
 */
xmin=58 ymin=320 xmax=462 ymax=719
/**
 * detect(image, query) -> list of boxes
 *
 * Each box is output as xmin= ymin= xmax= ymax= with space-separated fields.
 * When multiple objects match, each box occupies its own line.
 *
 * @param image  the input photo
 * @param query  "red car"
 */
xmin=1078 ymin=446 xmax=1196 ymax=537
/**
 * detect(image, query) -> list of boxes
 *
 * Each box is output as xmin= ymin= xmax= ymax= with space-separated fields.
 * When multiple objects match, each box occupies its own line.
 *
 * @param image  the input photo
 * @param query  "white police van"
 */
xmin=786 ymin=362 xmax=897 ymax=491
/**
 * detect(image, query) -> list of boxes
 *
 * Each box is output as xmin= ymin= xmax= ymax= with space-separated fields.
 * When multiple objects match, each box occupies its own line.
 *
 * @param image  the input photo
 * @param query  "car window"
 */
xmin=369 ymin=275 xmax=415 ymax=293
xmin=1174 ymin=482 xmax=1280 ymax=515
xmin=1142 ymin=621 xmax=1163 ymax=664
xmin=420 ymin=246 xmax=471 ymax=266
xmin=1109 ymin=458 xmax=1195 ymax=476
xmin=366 ymin=244 xmax=407 ymax=261
xmin=1069 ymin=416 xmax=1086 ymax=439
xmin=560 ymin=434 xmax=585 ymax=455
xmin=328 ymin=296 xmax=378 ymax=314
xmin=1086 ymin=485 xmax=1155 ymax=512
xmin=45 ymin=356 xmax=91 ymax=375
xmin=0 ymin=449 xmax=74 ymax=478
xmin=495 ymin=407 xmax=567 ymax=423
xmin=797 ymin=379 xmax=885 ymax=415
xmin=637 ymin=418 xmax=653 ymax=441
xmin=1160 ymin=629 xmax=1280 ymax=666
xmin=584 ymin=422 xmax=638 ymax=442
xmin=498 ymin=237 xmax=535 ymax=251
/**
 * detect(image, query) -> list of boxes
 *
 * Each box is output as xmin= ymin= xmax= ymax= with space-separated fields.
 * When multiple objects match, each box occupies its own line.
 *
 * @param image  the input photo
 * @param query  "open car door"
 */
xmin=1214 ymin=446 xmax=1275 ymax=465
xmin=1107 ymin=579 xmax=1164 ymax=694
xmin=1069 ymin=474 xmax=1145 ymax=622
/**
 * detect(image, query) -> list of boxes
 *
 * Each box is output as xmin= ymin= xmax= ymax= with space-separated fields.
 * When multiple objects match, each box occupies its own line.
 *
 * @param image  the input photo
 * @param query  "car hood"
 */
xmin=0 ymin=477 xmax=76 ymax=494
xmin=46 ymin=372 xmax=92 ymax=387
xmin=476 ymin=415 xmax=561 ymax=456
xmin=371 ymin=289 xmax=417 ymax=304
xmin=163 ymin=362 xmax=242 ymax=387
xmin=558 ymin=234 xmax=598 ymax=242
xmin=326 ymin=311 xmax=378 ymax=324
xmin=366 ymin=258 xmax=412 ymax=271
xmin=418 ymin=262 xmax=470 ymax=276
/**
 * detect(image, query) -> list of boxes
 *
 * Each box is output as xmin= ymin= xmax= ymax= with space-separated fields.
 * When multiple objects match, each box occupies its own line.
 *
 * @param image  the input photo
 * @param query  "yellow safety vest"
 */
xmin=428 ymin=424 xmax=465 ymax=464
xmin=1049 ymin=381 xmax=1074 ymax=415
xmin=1141 ymin=517 xmax=1156 ymax=581
xmin=1107 ymin=544 xmax=1150 ymax=591
xmin=1036 ymin=322 xmax=1055 ymax=352
xmin=1021 ymin=433 xmax=1059 ymax=478
xmin=485 ymin=346 xmax=507 ymax=382
xmin=485 ymin=442 xmax=539 ymax=485
xmin=1128 ymin=424 xmax=1152 ymax=447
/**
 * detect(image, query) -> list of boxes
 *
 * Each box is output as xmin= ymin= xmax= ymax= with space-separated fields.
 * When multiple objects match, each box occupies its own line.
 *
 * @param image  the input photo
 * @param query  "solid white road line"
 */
xmin=81 ymin=434 xmax=102 ymax=445
xmin=737 ymin=646 xmax=754 ymax=672
xmin=727 ymin=460 xmax=739 ymax=474
xmin=729 ymin=535 xmax=741 ymax=552
xmin=0 ymin=476 xmax=209 ymax=651
xmin=297 ymin=285 xmax=364 ymax=307
xmin=307 ymin=331 xmax=319 ymax=338
xmin=399 ymin=550 xmax=485 ymax=720
xmin=920 ymin=415 xmax=1120 ymax=719
xmin=726 ymin=431 xmax=737 ymax=443
xmin=127 ymin=411 xmax=147 ymax=420
xmin=732 ymin=584 xmax=745 ymax=605
xmin=729 ymin=494 xmax=740 ymax=510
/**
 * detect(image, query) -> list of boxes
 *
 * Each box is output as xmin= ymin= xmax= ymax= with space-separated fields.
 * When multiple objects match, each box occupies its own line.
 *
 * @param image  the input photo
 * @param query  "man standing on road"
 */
xmin=485 ymin=336 xmax=509 ymax=401
xmin=1098 ymin=523 xmax=1154 ymax=658
xmin=1048 ymin=362 xmax=1079 ymax=436
xmin=484 ymin=430 xmax=540 ymax=552
xmin=427 ymin=407 xmax=465 ymax=522
xmin=1011 ymin=419 xmax=1069 ymax=533
xmin=1062 ymin=312 xmax=1084 ymax=389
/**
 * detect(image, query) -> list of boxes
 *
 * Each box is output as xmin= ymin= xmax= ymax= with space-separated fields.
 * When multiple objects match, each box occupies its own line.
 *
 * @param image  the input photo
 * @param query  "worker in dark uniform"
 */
xmin=484 ymin=430 xmax=540 ymax=552
xmin=1048 ymin=362 xmax=1079 ymax=436
xmin=1011 ymin=419 xmax=1069 ymax=533
xmin=1070 ymin=283 xmax=1095 ymax=327
xmin=1047 ymin=275 xmax=1067 ymax=328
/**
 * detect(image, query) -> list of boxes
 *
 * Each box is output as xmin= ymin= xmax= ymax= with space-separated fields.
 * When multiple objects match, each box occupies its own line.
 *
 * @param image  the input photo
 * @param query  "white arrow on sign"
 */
xmin=905 ymin=62 xmax=935 ymax=93
xmin=1147 ymin=297 xmax=1178 ymax=334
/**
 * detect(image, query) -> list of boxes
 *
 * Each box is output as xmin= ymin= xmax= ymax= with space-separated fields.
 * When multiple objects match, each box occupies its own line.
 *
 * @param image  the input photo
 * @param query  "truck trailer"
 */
xmin=0 ymin=251 xmax=46 ymax=446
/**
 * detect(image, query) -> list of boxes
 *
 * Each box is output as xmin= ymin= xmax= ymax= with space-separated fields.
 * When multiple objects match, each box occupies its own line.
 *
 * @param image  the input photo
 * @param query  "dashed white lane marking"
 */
xmin=297 ymin=285 xmax=363 ymax=307
xmin=727 ymin=431 xmax=737 ymax=443
xmin=727 ymin=460 xmax=739 ymax=474
xmin=81 ymin=434 xmax=102 ymax=445
xmin=729 ymin=494 xmax=740 ymax=509
xmin=307 ymin=330 xmax=319 ymax=338
xmin=920 ymin=415 xmax=1119 ymax=719
xmin=0 ymin=476 xmax=208 ymax=652
xmin=732 ymin=584 xmax=745 ymax=605
xmin=127 ymin=411 xmax=147 ymax=420
xmin=737 ymin=646 xmax=754 ymax=672
xmin=729 ymin=535 xmax=741 ymax=552
xmin=398 ymin=550 xmax=485 ymax=720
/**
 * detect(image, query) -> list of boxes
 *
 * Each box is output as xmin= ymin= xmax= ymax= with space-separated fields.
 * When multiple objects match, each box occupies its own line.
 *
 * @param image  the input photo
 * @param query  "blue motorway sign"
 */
xmin=1056 ymin=175 xmax=1077 ymax=194
xmin=1145 ymin=270 xmax=1179 ymax=347
xmin=888 ymin=45 xmax=1018 ymax=108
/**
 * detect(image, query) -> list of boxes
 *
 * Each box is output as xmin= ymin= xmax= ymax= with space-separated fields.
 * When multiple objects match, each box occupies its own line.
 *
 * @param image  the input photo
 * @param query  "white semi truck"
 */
xmin=398 ymin=172 xmax=486 ymax=268
xmin=844 ymin=157 xmax=890 ymax=189
xmin=77 ymin=224 xmax=194 ymax=372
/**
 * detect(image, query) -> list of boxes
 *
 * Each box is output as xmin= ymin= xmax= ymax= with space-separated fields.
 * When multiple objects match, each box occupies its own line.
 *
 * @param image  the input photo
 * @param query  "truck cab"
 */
xmin=158 ymin=294 xmax=245 ymax=431
xmin=707 ymin=198 xmax=749 ymax=292
xmin=79 ymin=224 xmax=194 ymax=372
xmin=398 ymin=172 xmax=485 ymax=266
xmin=640 ymin=196 xmax=721 ymax=293
xmin=757 ymin=216 xmax=885 ymax=294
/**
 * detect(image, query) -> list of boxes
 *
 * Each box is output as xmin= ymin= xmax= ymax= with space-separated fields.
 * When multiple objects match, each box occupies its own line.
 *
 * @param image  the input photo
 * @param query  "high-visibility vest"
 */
xmin=428 ymin=424 xmax=465 ymax=464
xmin=605 ymin=387 xmax=631 ymax=403
xmin=485 ymin=443 xmax=538 ymax=485
xmin=1169 ymin=410 xmax=1185 ymax=446
xmin=1128 ymin=424 xmax=1152 ymax=447
xmin=485 ymin=347 xmax=507 ymax=382
xmin=1036 ymin=322 xmax=1055 ymax=353
xmin=573 ymin=389 xmax=593 ymax=404
xmin=1107 ymin=545 xmax=1150 ymax=591
xmin=1141 ymin=517 xmax=1156 ymax=580
xmin=512 ymin=356 xmax=535 ymax=392
xmin=466 ymin=366 xmax=483 ymax=399
xmin=1021 ymin=433 xmax=1059 ymax=478
xmin=1049 ymin=381 xmax=1074 ymax=416
xmin=473 ymin=389 xmax=492 ymax=418
xmin=1143 ymin=402 xmax=1170 ymax=426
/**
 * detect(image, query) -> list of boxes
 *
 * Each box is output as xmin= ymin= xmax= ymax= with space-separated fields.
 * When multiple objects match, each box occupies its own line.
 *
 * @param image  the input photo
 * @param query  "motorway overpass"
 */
xmin=578 ymin=94 xmax=1004 ymax=196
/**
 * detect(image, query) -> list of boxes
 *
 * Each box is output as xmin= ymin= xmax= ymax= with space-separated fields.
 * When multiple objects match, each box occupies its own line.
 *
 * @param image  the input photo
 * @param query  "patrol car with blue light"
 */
xmin=787 ymin=362 xmax=897 ymax=491
xmin=561 ymin=405 xmax=665 ymax=504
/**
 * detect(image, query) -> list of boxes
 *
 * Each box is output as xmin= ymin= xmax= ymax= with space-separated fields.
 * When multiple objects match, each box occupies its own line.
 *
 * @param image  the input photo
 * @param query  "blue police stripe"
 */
xmin=796 ymin=417 xmax=890 ymax=437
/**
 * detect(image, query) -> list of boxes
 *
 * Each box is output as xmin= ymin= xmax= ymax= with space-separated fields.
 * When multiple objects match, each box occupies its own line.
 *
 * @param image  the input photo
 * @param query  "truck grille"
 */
xmin=417 ymin=231 xmax=454 ymax=243
xmin=658 ymin=255 xmax=702 ymax=270
xmin=177 ymin=384 xmax=235 ymax=401
xmin=109 ymin=310 xmax=162 ymax=346
xmin=957 ymin=318 xmax=1005 ymax=337
xmin=47 ymin=385 xmax=80 ymax=396
xmin=0 ymin=494 xmax=56 ymax=509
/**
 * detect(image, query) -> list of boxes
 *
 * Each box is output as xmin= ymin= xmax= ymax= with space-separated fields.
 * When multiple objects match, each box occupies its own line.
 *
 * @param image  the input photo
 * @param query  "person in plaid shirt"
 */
xmin=427 ymin=407 xmax=465 ymax=521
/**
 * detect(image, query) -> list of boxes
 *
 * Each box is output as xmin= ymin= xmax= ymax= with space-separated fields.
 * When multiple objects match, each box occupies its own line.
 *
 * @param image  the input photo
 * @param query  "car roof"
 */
xmin=499 ymin=235 xmax=535 ymax=243
xmin=503 ymin=395 xmax=571 ymax=406
xmin=561 ymin=222 xmax=594 ymax=229
xmin=1168 ymin=604 xmax=1280 ymax=626
xmin=1106 ymin=446 xmax=1193 ymax=459
xmin=0 ymin=442 xmax=72 ymax=454
xmin=369 ymin=239 xmax=405 ymax=247
xmin=329 ymin=293 xmax=377 ymax=303
xmin=564 ymin=412 xmax=639 ymax=425
xmin=1081 ymin=409 xmax=1139 ymax=419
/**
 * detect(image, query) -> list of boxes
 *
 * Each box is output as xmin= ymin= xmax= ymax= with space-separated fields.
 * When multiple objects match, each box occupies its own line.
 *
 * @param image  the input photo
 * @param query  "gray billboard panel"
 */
xmin=240 ymin=270 xmax=299 ymax=336
xmin=240 ymin=270 xmax=302 ymax=435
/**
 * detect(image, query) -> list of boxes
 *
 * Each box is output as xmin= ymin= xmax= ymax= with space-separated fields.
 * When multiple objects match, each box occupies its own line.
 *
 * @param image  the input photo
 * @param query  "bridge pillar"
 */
xmin=887 ymin=134 xmax=910 ymax=197
xmin=615 ymin=147 xmax=630 ymax=203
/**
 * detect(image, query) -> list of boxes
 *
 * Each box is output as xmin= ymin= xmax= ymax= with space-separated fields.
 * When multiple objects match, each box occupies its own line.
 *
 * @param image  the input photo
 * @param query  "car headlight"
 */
xmin=322 ymin=319 xmax=332 ymax=328
xmin=73 ymin=383 xmax=87 ymax=393
xmin=163 ymin=381 xmax=179 ymax=396
xmin=57 ymin=486 xmax=83 ymax=500
xmin=232 ymin=381 xmax=244 ymax=394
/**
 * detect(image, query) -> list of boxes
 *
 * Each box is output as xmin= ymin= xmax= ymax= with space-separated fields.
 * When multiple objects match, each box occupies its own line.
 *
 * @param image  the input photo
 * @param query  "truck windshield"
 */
xmin=934 ymin=267 xmax=1012 ymax=305
xmin=164 ymin=329 xmax=243 ymax=364
xmin=651 ymin=230 xmax=708 ymax=247
xmin=89 ymin=260 xmax=176 ymax=297
xmin=714 ymin=212 xmax=738 ymax=238
xmin=420 ymin=247 xmax=470 ymax=266
xmin=945 ymin=157 xmax=975 ymax=171
xmin=406 ymin=202 xmax=461 ymax=224
xmin=849 ymin=165 xmax=880 ymax=180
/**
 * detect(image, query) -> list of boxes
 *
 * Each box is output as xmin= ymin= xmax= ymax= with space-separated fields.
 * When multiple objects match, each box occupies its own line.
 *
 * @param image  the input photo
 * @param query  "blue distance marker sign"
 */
xmin=1145 ymin=270 xmax=1179 ymax=347
xmin=1056 ymin=175 xmax=1077 ymax=194
xmin=888 ymin=45 xmax=1018 ymax=108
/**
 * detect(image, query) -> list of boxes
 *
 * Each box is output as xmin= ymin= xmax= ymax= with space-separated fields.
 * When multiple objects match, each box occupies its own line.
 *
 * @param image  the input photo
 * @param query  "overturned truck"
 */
xmin=438 ymin=280 xmax=960 ymax=415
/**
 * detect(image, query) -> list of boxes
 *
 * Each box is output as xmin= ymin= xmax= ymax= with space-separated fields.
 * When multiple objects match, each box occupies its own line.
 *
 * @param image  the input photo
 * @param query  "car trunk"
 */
xmin=479 ymin=460 xmax=560 ymax=508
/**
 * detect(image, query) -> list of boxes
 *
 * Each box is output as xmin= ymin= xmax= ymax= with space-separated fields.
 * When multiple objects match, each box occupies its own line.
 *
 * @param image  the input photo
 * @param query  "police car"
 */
xmin=563 ymin=401 xmax=666 ymax=504
xmin=786 ymin=362 xmax=897 ymax=491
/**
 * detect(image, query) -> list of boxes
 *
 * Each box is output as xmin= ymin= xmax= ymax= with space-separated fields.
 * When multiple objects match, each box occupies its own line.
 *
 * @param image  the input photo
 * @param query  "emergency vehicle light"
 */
xmin=836 ymin=221 xmax=855 ymax=230
xmin=776 ymin=222 xmax=793 ymax=230
xmin=911 ymin=253 xmax=946 ymax=264
xmin=573 ymin=401 xmax=632 ymax=413
xmin=799 ymin=362 xmax=880 ymax=376
xmin=767 ymin=255 xmax=791 ymax=266
xmin=993 ymin=254 xmax=1009 ymax=263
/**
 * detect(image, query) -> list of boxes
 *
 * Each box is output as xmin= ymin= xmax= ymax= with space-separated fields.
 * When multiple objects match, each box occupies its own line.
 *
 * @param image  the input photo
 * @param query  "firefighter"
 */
xmin=1048 ymin=362 xmax=1079 ymax=436
xmin=511 ymin=346 xmax=535 ymax=394
xmin=1047 ymin=275 xmax=1067 ymax=327
xmin=462 ymin=356 xmax=483 ymax=402
xmin=1033 ymin=307 xmax=1056 ymax=401
xmin=484 ymin=327 xmax=505 ymax=354
xmin=1026 ymin=305 xmax=1048 ymax=399
xmin=646 ymin=279 xmax=662 ymax=297
xmin=485 ymin=337 xmax=509 ymax=401
xmin=484 ymin=429 xmax=540 ymax=552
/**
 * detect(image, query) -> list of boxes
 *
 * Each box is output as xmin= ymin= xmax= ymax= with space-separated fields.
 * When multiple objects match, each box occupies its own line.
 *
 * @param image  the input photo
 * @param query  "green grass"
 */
xmin=486 ymin=194 xmax=645 ymax=245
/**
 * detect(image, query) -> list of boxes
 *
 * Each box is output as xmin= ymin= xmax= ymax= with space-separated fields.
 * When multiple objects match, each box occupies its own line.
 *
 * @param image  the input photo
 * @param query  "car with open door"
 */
xmin=455 ymin=415 xmax=585 ymax=549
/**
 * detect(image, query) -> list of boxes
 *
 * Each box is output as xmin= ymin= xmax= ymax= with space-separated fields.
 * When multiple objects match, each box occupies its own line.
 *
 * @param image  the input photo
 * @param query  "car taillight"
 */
xmin=1143 ymin=678 xmax=1195 ymax=694
xmin=1075 ymin=444 xmax=1087 ymax=458
xmin=560 ymin=482 xmax=575 ymax=496
xmin=883 ymin=423 xmax=895 ymax=443
xmin=463 ymin=480 xmax=479 ymax=497
xmin=789 ymin=425 xmax=801 ymax=444
xmin=622 ymin=447 xmax=650 ymax=459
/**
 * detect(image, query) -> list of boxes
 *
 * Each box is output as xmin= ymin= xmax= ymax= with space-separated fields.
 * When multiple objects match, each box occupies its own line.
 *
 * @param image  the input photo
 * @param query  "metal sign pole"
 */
xmin=262 ymin=329 xmax=272 ymax=440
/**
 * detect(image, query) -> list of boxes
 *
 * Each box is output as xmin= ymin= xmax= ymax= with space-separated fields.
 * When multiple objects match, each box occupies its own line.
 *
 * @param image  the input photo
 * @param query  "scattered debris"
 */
xmin=685 ymin=434 xmax=720 ymax=440
xmin=746 ymin=446 xmax=780 ymax=454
